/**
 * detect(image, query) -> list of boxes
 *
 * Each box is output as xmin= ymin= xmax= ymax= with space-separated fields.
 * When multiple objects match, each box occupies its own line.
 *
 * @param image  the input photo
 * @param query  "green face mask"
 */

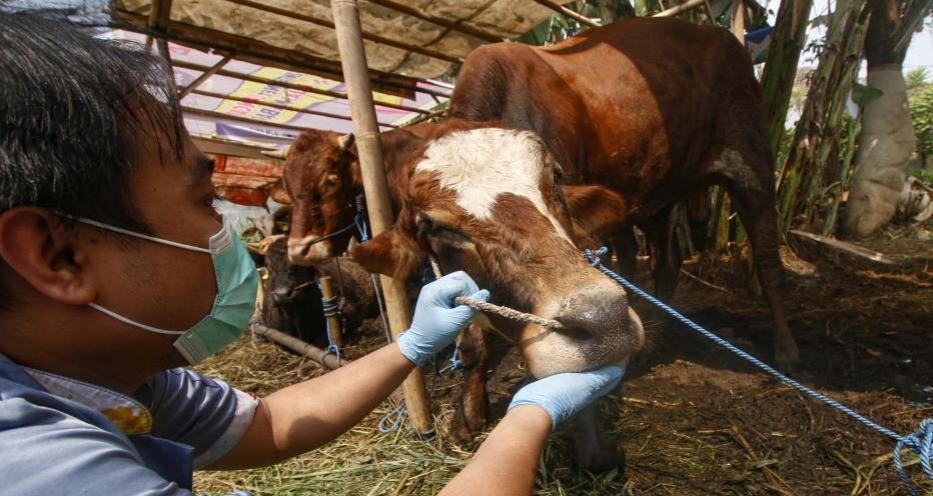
xmin=74 ymin=216 xmax=259 ymax=364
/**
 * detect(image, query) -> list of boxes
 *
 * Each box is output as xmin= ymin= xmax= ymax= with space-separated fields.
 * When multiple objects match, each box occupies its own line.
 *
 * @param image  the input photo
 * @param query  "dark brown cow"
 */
xmin=350 ymin=119 xmax=645 ymax=470
xmin=279 ymin=17 xmax=797 ymax=371
xmin=281 ymin=122 xmax=436 ymax=263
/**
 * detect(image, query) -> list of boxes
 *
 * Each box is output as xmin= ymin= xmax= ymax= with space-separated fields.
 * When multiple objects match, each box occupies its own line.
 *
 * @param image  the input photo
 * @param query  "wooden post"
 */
xmin=318 ymin=276 xmax=343 ymax=347
xmin=731 ymin=0 xmax=745 ymax=41
xmin=330 ymin=0 xmax=434 ymax=436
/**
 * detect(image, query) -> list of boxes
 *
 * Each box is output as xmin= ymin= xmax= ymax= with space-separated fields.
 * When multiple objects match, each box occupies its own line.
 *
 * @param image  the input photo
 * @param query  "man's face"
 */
xmin=81 ymin=126 xmax=223 ymax=367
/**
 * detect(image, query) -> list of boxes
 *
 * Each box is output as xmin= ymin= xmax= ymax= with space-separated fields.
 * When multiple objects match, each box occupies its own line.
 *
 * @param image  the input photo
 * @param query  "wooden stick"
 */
xmin=331 ymin=0 xmax=433 ymax=436
xmin=178 ymin=54 xmax=234 ymax=99
xmin=251 ymin=322 xmax=347 ymax=370
xmin=188 ymin=88 xmax=399 ymax=128
xmin=318 ymin=276 xmax=343 ymax=347
xmin=172 ymin=59 xmax=432 ymax=115
xmin=653 ymin=0 xmax=707 ymax=17
xmin=364 ymin=0 xmax=502 ymax=43
xmin=530 ymin=0 xmax=601 ymax=28
xmin=223 ymin=0 xmax=462 ymax=64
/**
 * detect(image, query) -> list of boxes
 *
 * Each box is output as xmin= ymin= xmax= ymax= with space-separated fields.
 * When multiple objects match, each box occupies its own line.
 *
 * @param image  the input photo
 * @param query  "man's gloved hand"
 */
xmin=396 ymin=271 xmax=490 ymax=366
xmin=508 ymin=366 xmax=624 ymax=430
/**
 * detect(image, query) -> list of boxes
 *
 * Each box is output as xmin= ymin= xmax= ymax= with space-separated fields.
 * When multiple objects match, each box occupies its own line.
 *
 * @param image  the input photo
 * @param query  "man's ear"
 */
xmin=561 ymin=185 xmax=630 ymax=240
xmin=0 ymin=207 xmax=96 ymax=305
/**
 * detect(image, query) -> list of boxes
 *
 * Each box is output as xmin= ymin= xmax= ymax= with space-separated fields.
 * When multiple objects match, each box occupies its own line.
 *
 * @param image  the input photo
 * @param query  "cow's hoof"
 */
xmin=774 ymin=343 xmax=800 ymax=374
xmin=574 ymin=438 xmax=625 ymax=474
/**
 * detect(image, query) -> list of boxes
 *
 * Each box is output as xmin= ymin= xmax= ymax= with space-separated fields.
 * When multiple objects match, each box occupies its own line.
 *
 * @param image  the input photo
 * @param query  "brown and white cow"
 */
xmin=277 ymin=17 xmax=798 ymax=371
xmin=351 ymin=118 xmax=644 ymax=470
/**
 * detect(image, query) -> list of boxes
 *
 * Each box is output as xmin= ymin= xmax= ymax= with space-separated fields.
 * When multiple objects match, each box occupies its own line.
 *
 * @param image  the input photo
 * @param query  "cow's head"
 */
xmin=280 ymin=129 xmax=359 ymax=266
xmin=352 ymin=123 xmax=644 ymax=378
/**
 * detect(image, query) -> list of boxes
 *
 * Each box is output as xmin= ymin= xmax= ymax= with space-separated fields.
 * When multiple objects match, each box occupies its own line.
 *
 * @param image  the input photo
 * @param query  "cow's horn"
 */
xmin=337 ymin=133 xmax=354 ymax=151
xmin=261 ymin=147 xmax=289 ymax=160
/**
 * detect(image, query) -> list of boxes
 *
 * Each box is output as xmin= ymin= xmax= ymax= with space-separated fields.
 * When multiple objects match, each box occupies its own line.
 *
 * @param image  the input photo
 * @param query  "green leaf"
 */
xmin=851 ymin=82 xmax=883 ymax=106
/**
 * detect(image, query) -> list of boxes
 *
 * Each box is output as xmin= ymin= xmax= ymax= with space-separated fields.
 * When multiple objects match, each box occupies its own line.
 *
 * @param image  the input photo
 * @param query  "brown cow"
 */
xmin=351 ymin=119 xmax=645 ymax=470
xmin=278 ymin=17 xmax=797 ymax=371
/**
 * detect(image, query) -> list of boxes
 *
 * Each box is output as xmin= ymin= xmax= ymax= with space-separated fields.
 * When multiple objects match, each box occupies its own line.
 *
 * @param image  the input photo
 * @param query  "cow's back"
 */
xmin=449 ymin=17 xmax=760 ymax=220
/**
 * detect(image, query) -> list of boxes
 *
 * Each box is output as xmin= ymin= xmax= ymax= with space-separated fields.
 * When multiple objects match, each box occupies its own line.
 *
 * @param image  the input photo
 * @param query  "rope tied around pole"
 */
xmin=581 ymin=246 xmax=933 ymax=495
xmin=319 ymin=292 xmax=342 ymax=365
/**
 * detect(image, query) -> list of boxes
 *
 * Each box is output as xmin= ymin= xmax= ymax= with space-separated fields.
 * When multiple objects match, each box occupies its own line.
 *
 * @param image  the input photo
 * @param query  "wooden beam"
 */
xmin=530 ymin=0 xmax=601 ymax=28
xmin=653 ymin=0 xmax=707 ymax=17
xmin=181 ymin=105 xmax=310 ymax=133
xmin=363 ymin=0 xmax=502 ymax=43
xmin=332 ymin=0 xmax=433 ymax=436
xmin=188 ymin=88 xmax=400 ymax=129
xmin=191 ymin=137 xmax=279 ymax=159
xmin=223 ymin=0 xmax=462 ymax=64
xmin=251 ymin=322 xmax=347 ymax=370
xmin=178 ymin=53 xmax=234 ymax=99
xmin=172 ymin=59 xmax=433 ymax=115
xmin=111 ymin=9 xmax=450 ymax=99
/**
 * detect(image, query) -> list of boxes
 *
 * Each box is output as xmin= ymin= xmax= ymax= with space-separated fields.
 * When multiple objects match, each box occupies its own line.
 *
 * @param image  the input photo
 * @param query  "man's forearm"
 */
xmin=439 ymin=405 xmax=551 ymax=496
xmin=210 ymin=343 xmax=415 ymax=469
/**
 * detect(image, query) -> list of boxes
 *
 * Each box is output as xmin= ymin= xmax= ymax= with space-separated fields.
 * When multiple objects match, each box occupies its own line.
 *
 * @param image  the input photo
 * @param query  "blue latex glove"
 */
xmin=396 ymin=271 xmax=490 ymax=366
xmin=508 ymin=366 xmax=624 ymax=430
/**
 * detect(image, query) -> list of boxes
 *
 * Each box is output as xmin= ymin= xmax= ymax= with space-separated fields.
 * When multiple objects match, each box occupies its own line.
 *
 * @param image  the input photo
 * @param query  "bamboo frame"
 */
xmin=318 ymin=277 xmax=344 ymax=348
xmin=363 ymin=0 xmax=502 ymax=43
xmin=188 ymin=89 xmax=401 ymax=129
xmin=171 ymin=59 xmax=432 ymax=115
xmin=331 ymin=0 xmax=434 ymax=436
xmin=112 ymin=9 xmax=450 ymax=99
xmin=182 ymin=105 xmax=311 ymax=132
xmin=178 ymin=53 xmax=234 ymax=99
xmin=223 ymin=0 xmax=462 ymax=64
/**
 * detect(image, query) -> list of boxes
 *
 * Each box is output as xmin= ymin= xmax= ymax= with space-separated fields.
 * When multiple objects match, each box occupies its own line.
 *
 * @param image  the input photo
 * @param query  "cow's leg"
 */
xmin=573 ymin=399 xmax=624 ymax=473
xmin=641 ymin=208 xmax=682 ymax=302
xmin=450 ymin=322 xmax=489 ymax=443
xmin=611 ymin=227 xmax=638 ymax=279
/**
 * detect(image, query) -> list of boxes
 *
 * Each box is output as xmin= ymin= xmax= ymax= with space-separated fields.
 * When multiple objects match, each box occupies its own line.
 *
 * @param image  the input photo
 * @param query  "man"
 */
xmin=0 ymin=11 xmax=623 ymax=495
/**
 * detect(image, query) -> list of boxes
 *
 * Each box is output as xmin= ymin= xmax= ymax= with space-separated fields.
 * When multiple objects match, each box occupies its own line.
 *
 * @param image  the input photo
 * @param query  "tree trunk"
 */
xmin=841 ymin=0 xmax=923 ymax=238
xmin=760 ymin=0 xmax=814 ymax=157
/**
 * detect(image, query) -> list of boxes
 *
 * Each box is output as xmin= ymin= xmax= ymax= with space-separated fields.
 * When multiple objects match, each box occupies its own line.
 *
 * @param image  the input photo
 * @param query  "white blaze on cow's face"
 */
xmin=415 ymin=128 xmax=573 ymax=243
xmin=403 ymin=126 xmax=644 ymax=378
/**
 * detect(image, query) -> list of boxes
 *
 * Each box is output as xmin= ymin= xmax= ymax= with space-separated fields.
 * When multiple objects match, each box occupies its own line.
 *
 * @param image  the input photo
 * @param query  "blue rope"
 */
xmin=378 ymin=405 xmax=406 ymax=434
xmin=582 ymin=247 xmax=933 ymax=494
xmin=318 ymin=292 xmax=341 ymax=366
xmin=439 ymin=341 xmax=465 ymax=377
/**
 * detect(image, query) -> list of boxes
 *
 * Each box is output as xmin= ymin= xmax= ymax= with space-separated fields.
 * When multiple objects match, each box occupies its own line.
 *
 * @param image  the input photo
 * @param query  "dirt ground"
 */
xmin=195 ymin=220 xmax=932 ymax=495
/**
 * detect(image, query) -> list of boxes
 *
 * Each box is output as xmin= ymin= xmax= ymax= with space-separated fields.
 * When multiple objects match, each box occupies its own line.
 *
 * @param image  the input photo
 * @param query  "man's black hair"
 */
xmin=0 ymin=10 xmax=186 ymax=306
xmin=0 ymin=10 xmax=185 ymax=225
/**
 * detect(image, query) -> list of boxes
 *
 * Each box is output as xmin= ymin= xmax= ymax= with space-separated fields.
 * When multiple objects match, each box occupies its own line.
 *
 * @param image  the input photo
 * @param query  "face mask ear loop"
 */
xmin=88 ymin=303 xmax=187 ymax=335
xmin=54 ymin=212 xmax=213 ymax=254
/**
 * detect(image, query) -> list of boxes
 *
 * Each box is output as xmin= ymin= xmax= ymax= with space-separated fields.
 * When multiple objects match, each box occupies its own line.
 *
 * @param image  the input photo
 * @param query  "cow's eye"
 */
xmin=323 ymin=174 xmax=339 ymax=188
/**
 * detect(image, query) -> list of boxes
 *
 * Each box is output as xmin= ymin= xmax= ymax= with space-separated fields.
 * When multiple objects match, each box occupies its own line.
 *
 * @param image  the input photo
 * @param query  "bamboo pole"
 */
xmin=222 ymin=0 xmax=462 ymax=64
xmin=530 ymin=0 xmax=601 ymax=28
xmin=188 ymin=88 xmax=400 ymax=128
xmin=178 ymin=54 xmax=234 ymax=99
xmin=331 ymin=0 xmax=433 ymax=436
xmin=731 ymin=0 xmax=745 ymax=41
xmin=251 ymin=322 xmax=347 ymax=370
xmin=112 ymin=9 xmax=451 ymax=100
xmin=654 ymin=0 xmax=707 ymax=17
xmin=171 ymin=59 xmax=432 ymax=115
xmin=318 ymin=276 xmax=343 ymax=348
xmin=364 ymin=0 xmax=502 ymax=43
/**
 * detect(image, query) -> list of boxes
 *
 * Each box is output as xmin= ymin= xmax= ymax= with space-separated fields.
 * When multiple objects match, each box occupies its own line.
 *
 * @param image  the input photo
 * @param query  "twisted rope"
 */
xmin=453 ymin=296 xmax=566 ymax=330
xmin=582 ymin=247 xmax=933 ymax=495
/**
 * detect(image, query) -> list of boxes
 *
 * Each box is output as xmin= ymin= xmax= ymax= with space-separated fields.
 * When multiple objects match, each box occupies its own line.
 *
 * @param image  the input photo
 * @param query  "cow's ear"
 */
xmin=350 ymin=226 xmax=424 ymax=279
xmin=269 ymin=178 xmax=292 ymax=205
xmin=562 ymin=185 xmax=629 ymax=240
